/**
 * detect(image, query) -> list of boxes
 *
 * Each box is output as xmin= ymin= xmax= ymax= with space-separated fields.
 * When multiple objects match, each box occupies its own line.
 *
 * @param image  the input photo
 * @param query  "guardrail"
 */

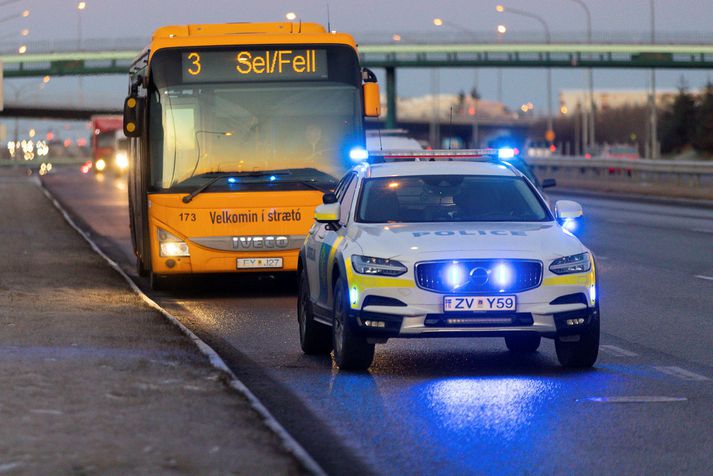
xmin=525 ymin=156 xmax=713 ymax=188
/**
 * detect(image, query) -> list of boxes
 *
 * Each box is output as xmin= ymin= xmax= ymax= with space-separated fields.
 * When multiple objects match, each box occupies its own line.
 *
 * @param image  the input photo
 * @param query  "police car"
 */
xmin=297 ymin=149 xmax=598 ymax=371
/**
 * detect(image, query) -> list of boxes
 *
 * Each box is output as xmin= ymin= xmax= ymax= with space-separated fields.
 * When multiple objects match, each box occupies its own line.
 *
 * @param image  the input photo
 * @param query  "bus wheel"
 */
xmin=136 ymin=256 xmax=149 ymax=277
xmin=149 ymin=272 xmax=172 ymax=291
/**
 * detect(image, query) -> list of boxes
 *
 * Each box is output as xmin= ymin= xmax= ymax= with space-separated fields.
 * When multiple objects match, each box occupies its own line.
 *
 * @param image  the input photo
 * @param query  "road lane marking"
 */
xmin=654 ymin=366 xmax=710 ymax=381
xmin=691 ymin=228 xmax=713 ymax=234
xmin=695 ymin=275 xmax=713 ymax=281
xmin=577 ymin=396 xmax=687 ymax=403
xmin=599 ymin=345 xmax=638 ymax=357
xmin=39 ymin=182 xmax=327 ymax=476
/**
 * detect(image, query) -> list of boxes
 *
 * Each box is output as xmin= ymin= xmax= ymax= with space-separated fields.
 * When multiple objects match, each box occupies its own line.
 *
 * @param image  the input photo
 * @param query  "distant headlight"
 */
xmin=158 ymin=228 xmax=190 ymax=257
xmin=115 ymin=152 xmax=129 ymax=170
xmin=352 ymin=255 xmax=407 ymax=277
xmin=95 ymin=158 xmax=106 ymax=171
xmin=549 ymin=252 xmax=591 ymax=275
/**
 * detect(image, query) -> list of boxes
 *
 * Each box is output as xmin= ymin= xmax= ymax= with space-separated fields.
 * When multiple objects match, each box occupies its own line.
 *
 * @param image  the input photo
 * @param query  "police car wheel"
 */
xmin=297 ymin=271 xmax=332 ymax=354
xmin=505 ymin=334 xmax=541 ymax=353
xmin=555 ymin=316 xmax=600 ymax=368
xmin=332 ymin=277 xmax=374 ymax=371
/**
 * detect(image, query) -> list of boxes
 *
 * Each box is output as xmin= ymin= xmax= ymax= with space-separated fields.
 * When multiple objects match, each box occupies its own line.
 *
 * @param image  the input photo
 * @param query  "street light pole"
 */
xmin=649 ymin=0 xmax=658 ymax=158
xmin=497 ymin=5 xmax=554 ymax=145
xmin=565 ymin=0 xmax=595 ymax=153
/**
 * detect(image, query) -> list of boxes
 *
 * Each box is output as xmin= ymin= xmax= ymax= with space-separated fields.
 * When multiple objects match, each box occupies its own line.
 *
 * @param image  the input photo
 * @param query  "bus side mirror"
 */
xmin=123 ymin=95 xmax=145 ymax=138
xmin=322 ymin=192 xmax=338 ymax=204
xmin=363 ymin=82 xmax=381 ymax=118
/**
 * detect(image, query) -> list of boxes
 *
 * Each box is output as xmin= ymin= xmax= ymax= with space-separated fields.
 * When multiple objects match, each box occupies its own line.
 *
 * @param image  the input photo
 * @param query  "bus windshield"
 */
xmin=148 ymin=46 xmax=363 ymax=191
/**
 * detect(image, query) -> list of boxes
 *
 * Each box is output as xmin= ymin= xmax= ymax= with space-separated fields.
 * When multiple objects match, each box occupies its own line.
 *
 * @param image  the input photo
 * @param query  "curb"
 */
xmin=37 ymin=177 xmax=326 ymax=476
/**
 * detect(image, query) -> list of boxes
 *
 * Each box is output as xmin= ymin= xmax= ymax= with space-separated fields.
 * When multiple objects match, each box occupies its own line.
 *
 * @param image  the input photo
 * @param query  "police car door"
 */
xmin=305 ymin=173 xmax=353 ymax=306
xmin=312 ymin=172 xmax=357 ymax=309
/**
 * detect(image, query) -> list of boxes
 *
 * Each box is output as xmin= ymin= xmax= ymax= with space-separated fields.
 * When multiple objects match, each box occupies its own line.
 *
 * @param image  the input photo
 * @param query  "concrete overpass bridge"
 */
xmin=3 ymin=41 xmax=713 ymax=126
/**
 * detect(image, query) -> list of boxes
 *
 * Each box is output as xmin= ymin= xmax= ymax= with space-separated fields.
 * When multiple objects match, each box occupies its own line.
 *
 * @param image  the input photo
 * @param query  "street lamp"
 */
xmin=432 ymin=17 xmax=478 ymax=40
xmin=0 ymin=8 xmax=29 ymax=25
xmin=18 ymin=45 xmax=27 ymax=54
xmin=497 ymin=4 xmax=554 ymax=146
xmin=285 ymin=12 xmax=297 ymax=21
xmin=77 ymin=1 xmax=86 ymax=49
xmin=496 ymin=24 xmax=507 ymax=34
xmin=564 ymin=0 xmax=595 ymax=153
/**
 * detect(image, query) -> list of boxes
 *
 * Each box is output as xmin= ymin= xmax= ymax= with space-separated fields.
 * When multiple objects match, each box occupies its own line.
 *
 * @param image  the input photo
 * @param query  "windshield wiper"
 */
xmin=181 ymin=171 xmax=290 ymax=203
xmin=277 ymin=180 xmax=335 ymax=193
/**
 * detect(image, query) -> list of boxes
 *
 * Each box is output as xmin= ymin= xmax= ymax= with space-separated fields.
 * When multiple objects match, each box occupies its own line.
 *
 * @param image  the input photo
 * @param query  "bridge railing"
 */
xmin=525 ymin=156 xmax=713 ymax=189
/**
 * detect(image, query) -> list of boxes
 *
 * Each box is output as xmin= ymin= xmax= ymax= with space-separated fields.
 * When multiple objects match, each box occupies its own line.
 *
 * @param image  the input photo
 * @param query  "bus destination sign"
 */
xmin=182 ymin=49 xmax=329 ymax=82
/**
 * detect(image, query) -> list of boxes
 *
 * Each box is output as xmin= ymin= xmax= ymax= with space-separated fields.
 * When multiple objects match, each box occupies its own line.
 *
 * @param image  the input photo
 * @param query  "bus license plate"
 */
xmin=237 ymin=258 xmax=283 ymax=269
xmin=443 ymin=295 xmax=517 ymax=312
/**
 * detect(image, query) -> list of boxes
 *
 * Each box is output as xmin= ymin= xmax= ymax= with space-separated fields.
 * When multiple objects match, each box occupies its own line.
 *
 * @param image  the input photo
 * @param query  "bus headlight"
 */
xmin=158 ymin=228 xmax=190 ymax=257
xmin=115 ymin=152 xmax=129 ymax=170
xmin=549 ymin=252 xmax=591 ymax=275
xmin=95 ymin=158 xmax=106 ymax=171
xmin=352 ymin=255 xmax=407 ymax=277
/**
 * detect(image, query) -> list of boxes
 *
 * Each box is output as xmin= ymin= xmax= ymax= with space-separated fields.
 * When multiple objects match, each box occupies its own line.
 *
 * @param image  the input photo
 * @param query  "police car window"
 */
xmin=356 ymin=175 xmax=551 ymax=223
xmin=335 ymin=173 xmax=354 ymax=200
xmin=339 ymin=176 xmax=358 ymax=224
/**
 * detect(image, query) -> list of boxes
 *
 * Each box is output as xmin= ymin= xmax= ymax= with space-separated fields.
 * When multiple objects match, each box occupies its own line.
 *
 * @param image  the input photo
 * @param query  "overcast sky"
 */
xmin=3 ymin=0 xmax=713 ymax=119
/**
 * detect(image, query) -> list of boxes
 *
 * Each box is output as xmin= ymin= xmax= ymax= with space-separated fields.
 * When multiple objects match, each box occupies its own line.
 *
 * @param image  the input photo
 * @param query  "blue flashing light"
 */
xmin=563 ymin=218 xmax=578 ymax=233
xmin=445 ymin=262 xmax=466 ymax=290
xmin=498 ymin=147 xmax=516 ymax=159
xmin=491 ymin=263 xmax=513 ymax=288
xmin=227 ymin=177 xmax=238 ymax=184
xmin=269 ymin=175 xmax=277 ymax=181
xmin=349 ymin=147 xmax=369 ymax=162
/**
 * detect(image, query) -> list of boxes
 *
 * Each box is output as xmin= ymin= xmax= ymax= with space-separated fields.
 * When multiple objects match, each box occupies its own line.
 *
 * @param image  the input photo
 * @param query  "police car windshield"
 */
xmin=356 ymin=175 xmax=551 ymax=223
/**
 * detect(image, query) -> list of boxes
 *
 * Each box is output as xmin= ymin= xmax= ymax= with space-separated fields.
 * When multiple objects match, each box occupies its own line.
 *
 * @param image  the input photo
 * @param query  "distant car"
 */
xmin=297 ymin=149 xmax=599 ymax=371
xmin=366 ymin=129 xmax=424 ymax=151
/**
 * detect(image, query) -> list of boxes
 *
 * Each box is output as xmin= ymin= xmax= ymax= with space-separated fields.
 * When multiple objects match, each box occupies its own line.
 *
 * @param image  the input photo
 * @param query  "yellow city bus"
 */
xmin=122 ymin=22 xmax=380 ymax=289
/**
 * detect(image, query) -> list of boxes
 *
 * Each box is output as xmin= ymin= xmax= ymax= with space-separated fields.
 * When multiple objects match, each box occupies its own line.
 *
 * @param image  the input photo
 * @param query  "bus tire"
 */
xmin=149 ymin=272 xmax=172 ymax=291
xmin=136 ymin=256 xmax=149 ymax=277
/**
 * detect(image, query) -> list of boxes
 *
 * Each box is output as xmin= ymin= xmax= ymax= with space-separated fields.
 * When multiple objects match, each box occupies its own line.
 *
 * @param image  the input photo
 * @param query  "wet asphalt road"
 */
xmin=43 ymin=167 xmax=713 ymax=475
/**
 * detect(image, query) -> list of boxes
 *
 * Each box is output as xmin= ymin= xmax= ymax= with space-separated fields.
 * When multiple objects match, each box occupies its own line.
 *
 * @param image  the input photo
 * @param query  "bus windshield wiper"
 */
xmin=277 ymin=180 xmax=335 ymax=193
xmin=181 ymin=171 xmax=290 ymax=203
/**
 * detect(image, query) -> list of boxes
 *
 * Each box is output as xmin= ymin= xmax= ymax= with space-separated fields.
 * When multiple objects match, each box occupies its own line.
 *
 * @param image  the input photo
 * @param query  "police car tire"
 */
xmin=555 ymin=316 xmax=600 ymax=368
xmin=297 ymin=271 xmax=332 ymax=354
xmin=332 ymin=277 xmax=375 ymax=371
xmin=505 ymin=334 xmax=541 ymax=353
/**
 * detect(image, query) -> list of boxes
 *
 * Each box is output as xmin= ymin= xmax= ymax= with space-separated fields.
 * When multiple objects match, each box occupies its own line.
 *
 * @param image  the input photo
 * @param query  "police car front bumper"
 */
xmin=347 ymin=277 xmax=597 ymax=339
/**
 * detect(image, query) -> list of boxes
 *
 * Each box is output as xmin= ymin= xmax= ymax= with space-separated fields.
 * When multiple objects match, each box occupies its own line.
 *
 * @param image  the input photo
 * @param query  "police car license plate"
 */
xmin=443 ymin=295 xmax=517 ymax=312
xmin=237 ymin=257 xmax=283 ymax=269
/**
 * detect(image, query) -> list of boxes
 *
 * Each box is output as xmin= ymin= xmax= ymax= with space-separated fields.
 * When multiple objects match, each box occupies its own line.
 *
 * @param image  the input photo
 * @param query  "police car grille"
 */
xmin=415 ymin=260 xmax=542 ymax=293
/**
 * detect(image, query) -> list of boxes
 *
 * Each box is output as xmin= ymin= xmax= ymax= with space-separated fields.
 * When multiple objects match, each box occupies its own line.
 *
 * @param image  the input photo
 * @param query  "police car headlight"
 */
xmin=549 ymin=252 xmax=591 ymax=275
xmin=158 ymin=228 xmax=190 ymax=257
xmin=352 ymin=255 xmax=407 ymax=277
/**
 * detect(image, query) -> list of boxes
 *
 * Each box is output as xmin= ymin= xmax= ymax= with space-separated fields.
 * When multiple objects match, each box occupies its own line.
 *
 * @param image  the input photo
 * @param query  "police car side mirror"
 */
xmin=542 ymin=178 xmax=557 ymax=188
xmin=555 ymin=200 xmax=583 ymax=222
xmin=315 ymin=203 xmax=340 ymax=224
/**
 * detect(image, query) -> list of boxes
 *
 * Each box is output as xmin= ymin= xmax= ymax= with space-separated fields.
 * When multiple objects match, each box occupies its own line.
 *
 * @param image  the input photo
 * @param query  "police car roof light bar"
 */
xmin=368 ymin=149 xmax=499 ymax=163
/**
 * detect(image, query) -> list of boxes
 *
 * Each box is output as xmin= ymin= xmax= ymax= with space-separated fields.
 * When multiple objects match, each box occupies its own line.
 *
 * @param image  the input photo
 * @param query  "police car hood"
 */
xmin=351 ymin=222 xmax=585 ymax=261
